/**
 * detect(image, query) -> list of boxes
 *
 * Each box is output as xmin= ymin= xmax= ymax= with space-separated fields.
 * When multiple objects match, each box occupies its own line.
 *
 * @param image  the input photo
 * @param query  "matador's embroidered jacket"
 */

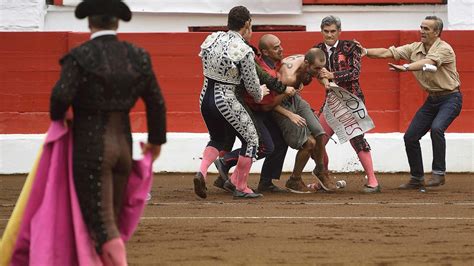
xmin=200 ymin=31 xmax=263 ymax=101
xmin=199 ymin=30 xmax=263 ymax=158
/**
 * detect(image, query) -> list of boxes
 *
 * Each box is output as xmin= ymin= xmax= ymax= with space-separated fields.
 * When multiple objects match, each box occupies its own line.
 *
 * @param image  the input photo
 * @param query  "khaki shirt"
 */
xmin=389 ymin=38 xmax=460 ymax=93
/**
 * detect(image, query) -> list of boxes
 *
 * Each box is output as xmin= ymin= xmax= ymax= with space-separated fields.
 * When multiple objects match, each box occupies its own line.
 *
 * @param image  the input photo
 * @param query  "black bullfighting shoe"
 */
xmin=193 ymin=172 xmax=207 ymax=199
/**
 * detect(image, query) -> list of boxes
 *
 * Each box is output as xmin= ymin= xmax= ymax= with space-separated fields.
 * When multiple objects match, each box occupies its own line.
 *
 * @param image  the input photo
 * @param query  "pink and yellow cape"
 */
xmin=0 ymin=121 xmax=153 ymax=265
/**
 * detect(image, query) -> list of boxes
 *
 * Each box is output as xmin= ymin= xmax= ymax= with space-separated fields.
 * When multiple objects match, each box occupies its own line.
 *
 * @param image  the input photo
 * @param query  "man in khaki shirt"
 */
xmin=358 ymin=16 xmax=463 ymax=190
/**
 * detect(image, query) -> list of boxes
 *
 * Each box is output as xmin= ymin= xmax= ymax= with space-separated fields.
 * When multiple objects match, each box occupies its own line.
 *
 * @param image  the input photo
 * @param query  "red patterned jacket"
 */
xmin=314 ymin=40 xmax=365 ymax=103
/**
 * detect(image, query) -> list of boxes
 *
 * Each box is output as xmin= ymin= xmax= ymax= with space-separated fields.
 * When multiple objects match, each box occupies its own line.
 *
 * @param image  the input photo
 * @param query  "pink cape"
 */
xmin=9 ymin=121 xmax=153 ymax=266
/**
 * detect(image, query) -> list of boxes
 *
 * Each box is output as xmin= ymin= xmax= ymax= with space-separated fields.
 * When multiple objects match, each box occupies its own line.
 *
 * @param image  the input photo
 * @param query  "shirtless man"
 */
xmin=279 ymin=53 xmax=326 ymax=89
xmin=273 ymin=48 xmax=336 ymax=191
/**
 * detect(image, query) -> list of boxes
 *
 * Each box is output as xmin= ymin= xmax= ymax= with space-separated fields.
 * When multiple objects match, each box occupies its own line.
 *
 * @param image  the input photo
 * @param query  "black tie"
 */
xmin=329 ymin=47 xmax=336 ymax=71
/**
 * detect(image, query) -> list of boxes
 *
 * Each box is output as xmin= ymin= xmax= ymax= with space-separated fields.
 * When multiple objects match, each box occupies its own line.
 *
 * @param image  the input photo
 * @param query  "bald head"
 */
xmin=258 ymin=34 xmax=276 ymax=50
xmin=305 ymin=48 xmax=326 ymax=77
xmin=258 ymin=34 xmax=284 ymax=62
xmin=305 ymin=48 xmax=326 ymax=66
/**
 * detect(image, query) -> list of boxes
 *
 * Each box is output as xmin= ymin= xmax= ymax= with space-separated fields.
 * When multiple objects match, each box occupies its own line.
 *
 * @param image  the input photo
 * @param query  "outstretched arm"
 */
xmin=240 ymin=53 xmax=264 ymax=102
xmin=316 ymin=72 xmax=331 ymax=91
xmin=274 ymin=105 xmax=307 ymax=127
xmin=365 ymin=48 xmax=394 ymax=59
xmin=255 ymin=63 xmax=287 ymax=94
xmin=353 ymin=39 xmax=394 ymax=59
xmin=141 ymin=72 xmax=167 ymax=161
xmin=50 ymin=56 xmax=81 ymax=121
xmin=388 ymin=58 xmax=437 ymax=72
xmin=141 ymin=72 xmax=167 ymax=146
xmin=140 ymin=52 xmax=167 ymax=161
xmin=259 ymin=86 xmax=296 ymax=112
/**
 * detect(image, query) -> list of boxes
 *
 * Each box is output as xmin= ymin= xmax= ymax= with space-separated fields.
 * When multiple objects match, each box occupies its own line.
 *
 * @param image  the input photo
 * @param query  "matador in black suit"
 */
xmin=49 ymin=0 xmax=166 ymax=265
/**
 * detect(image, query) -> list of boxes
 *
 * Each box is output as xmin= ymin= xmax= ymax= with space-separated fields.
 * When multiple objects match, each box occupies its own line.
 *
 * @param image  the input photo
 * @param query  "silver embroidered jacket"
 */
xmin=199 ymin=31 xmax=263 ymax=102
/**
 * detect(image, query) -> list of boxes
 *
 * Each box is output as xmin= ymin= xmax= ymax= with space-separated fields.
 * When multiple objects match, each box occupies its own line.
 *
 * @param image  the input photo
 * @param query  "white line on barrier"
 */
xmin=2 ymin=202 xmax=474 ymax=222
xmin=140 ymin=216 xmax=474 ymax=220
xmin=148 ymin=202 xmax=474 ymax=206
xmin=2 ymin=202 xmax=473 ymax=208
xmin=1 ymin=216 xmax=473 ymax=222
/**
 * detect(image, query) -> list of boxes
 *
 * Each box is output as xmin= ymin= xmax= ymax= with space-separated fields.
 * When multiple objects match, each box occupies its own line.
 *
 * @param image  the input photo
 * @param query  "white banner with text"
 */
xmin=323 ymin=85 xmax=375 ymax=143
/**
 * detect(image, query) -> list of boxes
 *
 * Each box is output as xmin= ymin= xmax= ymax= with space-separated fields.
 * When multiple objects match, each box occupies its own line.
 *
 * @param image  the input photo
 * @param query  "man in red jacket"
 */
xmin=313 ymin=15 xmax=381 ymax=193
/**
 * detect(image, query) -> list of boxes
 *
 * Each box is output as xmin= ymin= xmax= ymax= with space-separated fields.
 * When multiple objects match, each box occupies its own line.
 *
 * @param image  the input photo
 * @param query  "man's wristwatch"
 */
xmin=402 ymin=63 xmax=410 ymax=71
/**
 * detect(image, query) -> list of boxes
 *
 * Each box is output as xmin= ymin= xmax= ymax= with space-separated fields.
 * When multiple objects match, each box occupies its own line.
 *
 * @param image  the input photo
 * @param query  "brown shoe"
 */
xmin=312 ymin=170 xmax=336 ymax=191
xmin=193 ymin=172 xmax=207 ymax=199
xmin=398 ymin=178 xmax=425 ymax=190
xmin=285 ymin=176 xmax=313 ymax=193
xmin=426 ymin=174 xmax=445 ymax=187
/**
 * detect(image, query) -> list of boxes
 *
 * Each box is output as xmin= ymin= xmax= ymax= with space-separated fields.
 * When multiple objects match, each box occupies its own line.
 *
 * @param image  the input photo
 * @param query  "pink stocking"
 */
xmin=356 ymin=150 xmax=379 ymax=187
xmin=199 ymin=146 xmax=219 ymax=180
xmin=321 ymin=112 xmax=378 ymax=187
xmin=319 ymin=114 xmax=334 ymax=170
xmin=101 ymin=238 xmax=127 ymax=266
xmin=229 ymin=156 xmax=253 ymax=193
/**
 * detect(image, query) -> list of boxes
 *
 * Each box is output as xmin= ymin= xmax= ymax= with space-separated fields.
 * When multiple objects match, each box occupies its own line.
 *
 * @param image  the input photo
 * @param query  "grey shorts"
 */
xmin=272 ymin=94 xmax=325 ymax=149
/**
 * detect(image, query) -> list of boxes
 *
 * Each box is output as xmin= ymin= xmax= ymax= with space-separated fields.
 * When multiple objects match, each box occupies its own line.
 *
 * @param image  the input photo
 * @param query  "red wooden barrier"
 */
xmin=0 ymin=31 xmax=472 ymax=134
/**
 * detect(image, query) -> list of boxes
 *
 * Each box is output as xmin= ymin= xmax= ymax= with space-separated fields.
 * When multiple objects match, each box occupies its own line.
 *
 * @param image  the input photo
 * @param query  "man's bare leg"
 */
xmin=293 ymin=138 xmax=315 ymax=177
xmin=311 ymin=134 xmax=325 ymax=173
xmin=285 ymin=137 xmax=315 ymax=193
xmin=311 ymin=134 xmax=336 ymax=191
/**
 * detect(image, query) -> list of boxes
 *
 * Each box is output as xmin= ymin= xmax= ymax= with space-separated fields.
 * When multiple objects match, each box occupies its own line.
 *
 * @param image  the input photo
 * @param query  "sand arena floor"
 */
xmin=1 ymin=173 xmax=473 ymax=265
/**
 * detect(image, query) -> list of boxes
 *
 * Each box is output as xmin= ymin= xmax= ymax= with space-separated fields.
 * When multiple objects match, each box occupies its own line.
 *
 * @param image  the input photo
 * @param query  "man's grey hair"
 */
xmin=320 ymin=15 xmax=341 ymax=30
xmin=425 ymin=16 xmax=443 ymax=37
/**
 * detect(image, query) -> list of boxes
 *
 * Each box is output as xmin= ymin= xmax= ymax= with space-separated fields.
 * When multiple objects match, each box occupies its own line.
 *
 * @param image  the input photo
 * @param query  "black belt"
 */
xmin=429 ymin=87 xmax=459 ymax=97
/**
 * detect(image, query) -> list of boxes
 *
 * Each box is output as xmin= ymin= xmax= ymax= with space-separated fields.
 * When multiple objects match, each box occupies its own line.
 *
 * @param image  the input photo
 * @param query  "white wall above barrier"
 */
xmin=41 ymin=4 xmax=448 ymax=32
xmin=1 ymin=133 xmax=472 ymax=174
xmin=448 ymin=0 xmax=474 ymax=30
xmin=1 ymin=2 xmax=454 ymax=32
xmin=62 ymin=0 xmax=303 ymax=14
xmin=0 ymin=0 xmax=46 ymax=31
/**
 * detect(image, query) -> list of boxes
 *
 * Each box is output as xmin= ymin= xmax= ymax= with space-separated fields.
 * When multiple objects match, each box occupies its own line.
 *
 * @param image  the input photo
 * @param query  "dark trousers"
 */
xmin=223 ymin=112 xmax=274 ymax=165
xmin=404 ymin=92 xmax=462 ymax=179
xmin=260 ymin=114 xmax=288 ymax=184
xmin=222 ymin=112 xmax=288 ymax=183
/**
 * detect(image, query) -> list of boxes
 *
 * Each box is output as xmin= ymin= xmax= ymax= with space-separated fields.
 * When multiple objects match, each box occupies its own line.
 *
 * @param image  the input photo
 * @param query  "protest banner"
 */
xmin=322 ymin=84 xmax=375 ymax=143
